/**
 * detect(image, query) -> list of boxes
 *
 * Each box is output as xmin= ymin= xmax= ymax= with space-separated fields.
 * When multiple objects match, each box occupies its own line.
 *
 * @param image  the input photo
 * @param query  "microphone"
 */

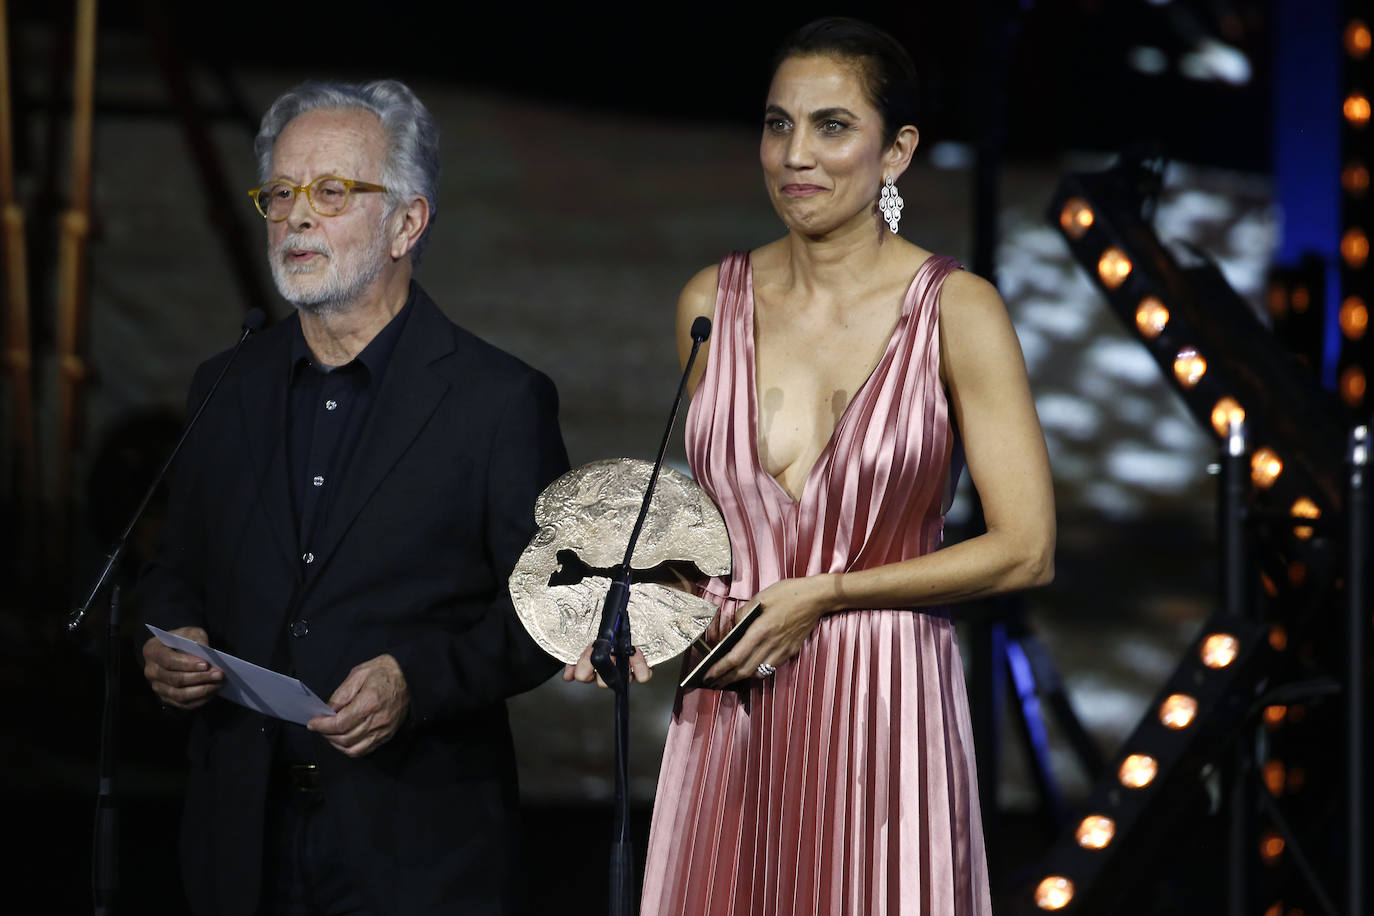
xmin=67 ymin=308 xmax=268 ymax=632
xmin=590 ymin=316 xmax=713 ymax=688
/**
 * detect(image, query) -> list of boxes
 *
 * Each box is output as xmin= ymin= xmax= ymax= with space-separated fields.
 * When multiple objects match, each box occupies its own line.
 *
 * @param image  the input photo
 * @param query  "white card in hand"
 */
xmin=146 ymin=625 xmax=335 ymax=726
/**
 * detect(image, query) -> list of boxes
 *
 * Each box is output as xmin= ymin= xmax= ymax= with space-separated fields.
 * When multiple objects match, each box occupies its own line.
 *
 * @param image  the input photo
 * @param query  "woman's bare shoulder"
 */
xmin=938 ymin=265 xmax=1007 ymax=326
xmin=677 ymin=263 xmax=720 ymax=323
xmin=676 ymin=263 xmax=723 ymax=378
xmin=937 ymin=265 xmax=1026 ymax=389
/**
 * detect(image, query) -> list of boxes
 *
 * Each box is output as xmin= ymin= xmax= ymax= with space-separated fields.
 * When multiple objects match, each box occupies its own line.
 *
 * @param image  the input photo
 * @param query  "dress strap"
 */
xmin=916 ymin=255 xmax=965 ymax=516
xmin=684 ymin=251 xmax=756 ymax=603
xmin=715 ymin=251 xmax=750 ymax=316
xmin=911 ymin=254 xmax=962 ymax=327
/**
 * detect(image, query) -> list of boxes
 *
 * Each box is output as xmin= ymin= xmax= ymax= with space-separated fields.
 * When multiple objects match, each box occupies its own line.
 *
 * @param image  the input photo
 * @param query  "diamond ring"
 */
xmin=756 ymin=663 xmax=777 ymax=678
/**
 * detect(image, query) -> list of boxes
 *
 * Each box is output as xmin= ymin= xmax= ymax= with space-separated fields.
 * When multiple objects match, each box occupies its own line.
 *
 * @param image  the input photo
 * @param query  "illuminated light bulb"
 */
xmin=1291 ymin=285 xmax=1311 ymax=313
xmin=1289 ymin=561 xmax=1308 ymax=587
xmin=1348 ymin=20 xmax=1373 ymax=58
xmin=1134 ymin=297 xmax=1170 ymax=338
xmin=1291 ymin=497 xmax=1320 ymax=540
xmin=1264 ymin=904 xmax=1283 ymax=916
xmin=1263 ymin=759 xmax=1286 ymax=796
xmin=1210 ymin=397 xmax=1244 ymax=437
xmin=1346 ymin=92 xmax=1372 ymax=127
xmin=1264 ymin=284 xmax=1286 ymax=321
xmin=1118 ymin=753 xmax=1159 ymax=788
xmin=1173 ymin=347 xmax=1207 ymax=388
xmin=1268 ymin=623 xmax=1287 ymax=650
xmin=1075 ymin=815 xmax=1116 ymax=850
xmin=1097 ymin=247 xmax=1132 ymax=289
xmin=1341 ymin=296 xmax=1368 ymax=340
xmin=1260 ymin=830 xmax=1285 ymax=865
xmin=1035 ymin=876 xmax=1075 ymax=910
xmin=1059 ymin=198 xmax=1095 ymax=240
xmin=1201 ymin=633 xmax=1239 ymax=668
xmin=1159 ymin=694 xmax=1198 ymax=729
xmin=1343 ymin=227 xmax=1370 ymax=267
xmin=1345 ymin=162 xmax=1371 ymax=195
xmin=1263 ymin=704 xmax=1287 ymax=728
xmin=1251 ymin=448 xmax=1282 ymax=488
xmin=1266 ymin=283 xmax=1289 ymax=319
xmin=1341 ymin=365 xmax=1367 ymax=408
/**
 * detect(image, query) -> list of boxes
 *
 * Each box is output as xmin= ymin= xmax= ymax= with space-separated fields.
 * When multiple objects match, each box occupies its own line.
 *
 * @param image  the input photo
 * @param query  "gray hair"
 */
xmin=254 ymin=79 xmax=440 ymax=261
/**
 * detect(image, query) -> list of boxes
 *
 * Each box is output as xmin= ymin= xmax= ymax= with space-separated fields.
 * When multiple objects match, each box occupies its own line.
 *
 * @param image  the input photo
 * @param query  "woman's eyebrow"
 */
xmin=808 ymin=107 xmax=861 ymax=122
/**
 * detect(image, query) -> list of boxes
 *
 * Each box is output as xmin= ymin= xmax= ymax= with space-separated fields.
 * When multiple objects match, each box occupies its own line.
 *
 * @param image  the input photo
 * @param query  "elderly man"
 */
xmin=137 ymin=80 xmax=567 ymax=915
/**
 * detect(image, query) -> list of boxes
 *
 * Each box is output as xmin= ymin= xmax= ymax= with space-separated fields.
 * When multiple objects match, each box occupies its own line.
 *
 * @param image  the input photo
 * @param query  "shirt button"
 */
xmin=313 ymin=475 xmax=325 ymax=487
xmin=302 ymin=552 xmax=315 ymax=564
xmin=325 ymin=399 xmax=338 ymax=411
xmin=290 ymin=619 xmax=309 ymax=638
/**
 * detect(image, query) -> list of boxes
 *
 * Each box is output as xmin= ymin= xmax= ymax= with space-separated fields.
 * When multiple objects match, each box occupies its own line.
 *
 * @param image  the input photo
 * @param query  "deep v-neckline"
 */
xmin=746 ymin=255 xmax=929 ymax=505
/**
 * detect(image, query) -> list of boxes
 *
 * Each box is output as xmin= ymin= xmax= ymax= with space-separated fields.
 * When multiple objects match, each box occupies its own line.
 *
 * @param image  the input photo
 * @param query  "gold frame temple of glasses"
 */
xmin=247 ymin=176 xmax=388 ymax=221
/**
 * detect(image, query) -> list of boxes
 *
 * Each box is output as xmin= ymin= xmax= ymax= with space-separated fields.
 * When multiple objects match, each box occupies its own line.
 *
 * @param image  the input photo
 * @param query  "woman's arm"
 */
xmin=842 ymin=269 xmax=1056 ymax=601
xmin=705 ymin=269 xmax=1055 ymax=685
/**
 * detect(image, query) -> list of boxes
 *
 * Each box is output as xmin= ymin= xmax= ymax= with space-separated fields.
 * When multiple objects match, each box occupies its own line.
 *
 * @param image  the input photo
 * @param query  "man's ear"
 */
xmin=391 ymin=195 xmax=430 ymax=260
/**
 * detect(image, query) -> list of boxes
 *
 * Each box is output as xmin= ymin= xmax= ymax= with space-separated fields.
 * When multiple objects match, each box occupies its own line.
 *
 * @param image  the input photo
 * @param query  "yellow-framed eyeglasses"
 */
xmin=247 ymin=176 xmax=388 ymax=221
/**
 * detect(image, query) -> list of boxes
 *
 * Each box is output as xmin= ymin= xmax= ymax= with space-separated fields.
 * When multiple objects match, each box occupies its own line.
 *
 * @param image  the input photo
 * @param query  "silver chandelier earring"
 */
xmin=879 ymin=176 xmax=903 ymax=234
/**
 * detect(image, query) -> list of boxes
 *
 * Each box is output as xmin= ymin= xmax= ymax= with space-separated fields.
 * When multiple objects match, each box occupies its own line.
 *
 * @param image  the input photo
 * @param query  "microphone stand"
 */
xmin=591 ymin=316 xmax=710 ymax=916
xmin=93 ymin=585 xmax=121 ymax=916
xmin=66 ymin=308 xmax=265 ymax=915
xmin=1219 ymin=419 xmax=1253 ymax=916
xmin=1346 ymin=423 xmax=1367 ymax=916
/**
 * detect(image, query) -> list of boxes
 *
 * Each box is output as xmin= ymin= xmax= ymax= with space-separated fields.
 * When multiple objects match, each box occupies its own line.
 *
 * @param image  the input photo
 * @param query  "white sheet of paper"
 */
xmin=146 ymin=625 xmax=335 ymax=726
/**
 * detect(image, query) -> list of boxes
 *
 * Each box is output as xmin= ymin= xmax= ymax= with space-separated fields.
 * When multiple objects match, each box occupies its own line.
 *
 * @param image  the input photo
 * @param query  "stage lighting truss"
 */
xmin=1013 ymin=160 xmax=1360 ymax=915
xmin=1339 ymin=15 xmax=1372 ymax=417
xmin=1021 ymin=617 xmax=1275 ymax=913
xmin=1046 ymin=165 xmax=1347 ymax=554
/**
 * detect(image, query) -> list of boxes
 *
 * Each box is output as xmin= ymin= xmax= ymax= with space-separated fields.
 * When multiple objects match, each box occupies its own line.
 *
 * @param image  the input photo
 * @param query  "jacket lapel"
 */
xmin=234 ymin=323 xmax=298 ymax=571
xmin=305 ymin=289 xmax=455 ymax=581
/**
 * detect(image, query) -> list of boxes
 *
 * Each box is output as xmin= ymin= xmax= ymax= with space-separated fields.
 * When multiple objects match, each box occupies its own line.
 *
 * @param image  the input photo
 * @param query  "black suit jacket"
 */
xmin=137 ymin=285 xmax=568 ymax=915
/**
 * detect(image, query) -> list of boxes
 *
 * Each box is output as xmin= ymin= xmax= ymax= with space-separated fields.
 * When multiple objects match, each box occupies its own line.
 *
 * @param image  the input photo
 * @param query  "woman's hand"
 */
xmin=562 ymin=644 xmax=652 ymax=687
xmin=704 ymin=574 xmax=837 ymax=687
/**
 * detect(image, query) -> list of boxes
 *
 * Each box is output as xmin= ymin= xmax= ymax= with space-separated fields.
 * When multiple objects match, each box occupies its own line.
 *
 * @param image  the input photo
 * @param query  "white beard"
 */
xmin=270 ymin=220 xmax=392 ymax=316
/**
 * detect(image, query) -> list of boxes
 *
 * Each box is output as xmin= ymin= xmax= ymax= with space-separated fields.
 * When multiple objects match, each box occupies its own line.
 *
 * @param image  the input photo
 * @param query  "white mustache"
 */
xmin=279 ymin=235 xmax=332 ymax=259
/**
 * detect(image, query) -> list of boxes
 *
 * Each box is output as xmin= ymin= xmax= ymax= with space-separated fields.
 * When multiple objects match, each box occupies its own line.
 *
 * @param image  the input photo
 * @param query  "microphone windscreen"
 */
xmin=690 ymin=316 xmax=712 ymax=342
xmin=242 ymin=308 xmax=268 ymax=333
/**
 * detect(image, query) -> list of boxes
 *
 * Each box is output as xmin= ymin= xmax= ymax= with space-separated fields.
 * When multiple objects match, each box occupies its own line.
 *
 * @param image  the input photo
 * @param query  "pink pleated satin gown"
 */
xmin=641 ymin=251 xmax=991 ymax=916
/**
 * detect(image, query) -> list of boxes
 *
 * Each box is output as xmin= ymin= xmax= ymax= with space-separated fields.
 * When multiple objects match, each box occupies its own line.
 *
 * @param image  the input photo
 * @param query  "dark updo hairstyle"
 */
xmin=768 ymin=17 xmax=920 ymax=147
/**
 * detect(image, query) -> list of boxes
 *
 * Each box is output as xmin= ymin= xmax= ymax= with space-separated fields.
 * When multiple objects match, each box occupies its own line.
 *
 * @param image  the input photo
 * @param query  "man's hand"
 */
xmin=142 ymin=626 xmax=223 ymax=710
xmin=308 ymin=654 xmax=410 ymax=758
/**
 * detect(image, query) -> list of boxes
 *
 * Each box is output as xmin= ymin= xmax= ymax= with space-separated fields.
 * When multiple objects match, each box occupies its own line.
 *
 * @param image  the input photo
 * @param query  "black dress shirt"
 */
xmin=280 ymin=290 xmax=412 ymax=763
xmin=287 ymin=292 xmax=413 ymax=567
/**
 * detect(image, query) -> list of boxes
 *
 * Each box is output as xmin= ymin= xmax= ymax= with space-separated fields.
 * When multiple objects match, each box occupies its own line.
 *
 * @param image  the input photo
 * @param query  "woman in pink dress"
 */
xmin=569 ymin=17 xmax=1054 ymax=915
